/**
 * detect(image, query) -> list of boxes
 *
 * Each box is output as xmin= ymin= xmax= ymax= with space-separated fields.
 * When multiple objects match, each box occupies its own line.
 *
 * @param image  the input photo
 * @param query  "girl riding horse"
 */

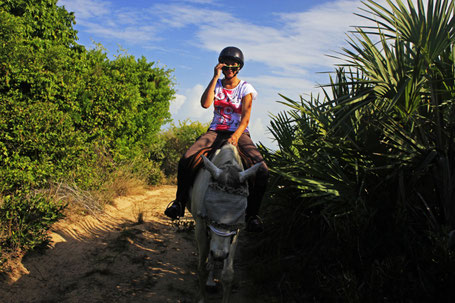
xmin=165 ymin=46 xmax=269 ymax=232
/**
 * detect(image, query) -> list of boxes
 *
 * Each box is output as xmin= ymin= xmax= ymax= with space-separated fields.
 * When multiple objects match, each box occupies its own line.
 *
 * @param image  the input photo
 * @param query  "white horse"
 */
xmin=188 ymin=143 xmax=262 ymax=303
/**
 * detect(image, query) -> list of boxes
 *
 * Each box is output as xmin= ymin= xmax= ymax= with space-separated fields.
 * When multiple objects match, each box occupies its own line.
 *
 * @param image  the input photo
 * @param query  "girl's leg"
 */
xmin=237 ymin=133 xmax=269 ymax=224
xmin=166 ymin=131 xmax=218 ymax=219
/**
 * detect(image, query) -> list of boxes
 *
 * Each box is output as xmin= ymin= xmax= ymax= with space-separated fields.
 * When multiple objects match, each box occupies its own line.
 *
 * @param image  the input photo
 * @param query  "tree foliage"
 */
xmin=0 ymin=0 xmax=175 ymax=253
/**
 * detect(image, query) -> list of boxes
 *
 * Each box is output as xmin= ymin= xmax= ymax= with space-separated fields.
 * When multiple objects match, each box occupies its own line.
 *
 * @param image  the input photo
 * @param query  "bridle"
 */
xmin=208 ymin=224 xmax=237 ymax=237
xmin=207 ymin=223 xmax=239 ymax=245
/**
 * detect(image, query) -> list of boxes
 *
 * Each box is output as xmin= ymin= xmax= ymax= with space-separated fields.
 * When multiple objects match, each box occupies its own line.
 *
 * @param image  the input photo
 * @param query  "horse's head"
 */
xmin=208 ymin=225 xmax=236 ymax=261
xmin=201 ymin=153 xmax=263 ymax=261
xmin=201 ymin=154 xmax=263 ymax=188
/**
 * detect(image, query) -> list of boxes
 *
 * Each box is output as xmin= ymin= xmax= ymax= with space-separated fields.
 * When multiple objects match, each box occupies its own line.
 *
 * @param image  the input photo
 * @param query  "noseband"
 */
xmin=208 ymin=224 xmax=238 ymax=237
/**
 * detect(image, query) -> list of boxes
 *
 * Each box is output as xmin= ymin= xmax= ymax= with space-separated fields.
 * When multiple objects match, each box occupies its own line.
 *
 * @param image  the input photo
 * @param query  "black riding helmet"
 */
xmin=218 ymin=46 xmax=244 ymax=69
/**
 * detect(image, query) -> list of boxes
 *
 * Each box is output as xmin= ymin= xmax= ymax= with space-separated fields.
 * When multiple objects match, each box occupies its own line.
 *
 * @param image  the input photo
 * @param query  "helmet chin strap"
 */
xmin=225 ymin=69 xmax=240 ymax=80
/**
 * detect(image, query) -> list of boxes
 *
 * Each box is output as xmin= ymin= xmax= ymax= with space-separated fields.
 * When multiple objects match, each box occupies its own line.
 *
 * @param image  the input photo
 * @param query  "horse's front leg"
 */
xmin=195 ymin=220 xmax=209 ymax=303
xmin=221 ymin=232 xmax=239 ymax=303
xmin=206 ymin=253 xmax=216 ymax=289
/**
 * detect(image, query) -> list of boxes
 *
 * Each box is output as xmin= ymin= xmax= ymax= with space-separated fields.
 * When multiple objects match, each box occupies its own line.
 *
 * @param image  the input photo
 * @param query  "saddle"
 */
xmin=187 ymin=144 xmax=254 ymax=174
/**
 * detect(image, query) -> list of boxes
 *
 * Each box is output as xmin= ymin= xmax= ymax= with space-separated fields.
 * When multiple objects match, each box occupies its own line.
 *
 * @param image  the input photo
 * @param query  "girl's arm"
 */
xmin=201 ymin=63 xmax=225 ymax=108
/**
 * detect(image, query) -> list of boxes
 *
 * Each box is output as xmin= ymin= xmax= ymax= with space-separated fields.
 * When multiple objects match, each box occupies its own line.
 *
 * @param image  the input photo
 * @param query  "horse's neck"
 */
xmin=212 ymin=145 xmax=243 ymax=170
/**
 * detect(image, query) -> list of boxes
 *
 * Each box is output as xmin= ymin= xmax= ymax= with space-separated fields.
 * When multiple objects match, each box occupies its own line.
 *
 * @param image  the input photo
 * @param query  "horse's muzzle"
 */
xmin=211 ymin=249 xmax=229 ymax=261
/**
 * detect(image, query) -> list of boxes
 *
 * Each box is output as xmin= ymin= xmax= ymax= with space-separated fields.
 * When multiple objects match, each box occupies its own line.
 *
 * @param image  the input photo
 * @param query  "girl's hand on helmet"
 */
xmin=214 ymin=63 xmax=225 ymax=78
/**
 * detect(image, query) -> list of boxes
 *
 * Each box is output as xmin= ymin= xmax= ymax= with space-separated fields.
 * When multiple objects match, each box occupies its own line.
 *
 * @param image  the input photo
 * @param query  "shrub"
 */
xmin=152 ymin=120 xmax=209 ymax=181
xmin=0 ymin=191 xmax=65 ymax=252
xmin=0 ymin=0 xmax=175 ymax=254
xmin=256 ymin=0 xmax=455 ymax=301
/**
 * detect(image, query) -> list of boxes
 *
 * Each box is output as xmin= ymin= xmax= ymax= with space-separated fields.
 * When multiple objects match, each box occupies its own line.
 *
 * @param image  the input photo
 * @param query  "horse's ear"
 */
xmin=202 ymin=155 xmax=222 ymax=180
xmin=239 ymin=162 xmax=263 ymax=183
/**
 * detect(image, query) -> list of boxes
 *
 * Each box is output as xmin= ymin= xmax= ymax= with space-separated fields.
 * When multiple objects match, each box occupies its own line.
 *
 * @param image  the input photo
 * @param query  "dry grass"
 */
xmin=104 ymin=168 xmax=146 ymax=199
xmin=130 ymin=199 xmax=147 ymax=224
xmin=50 ymin=182 xmax=103 ymax=216
xmin=49 ymin=166 xmax=147 ymax=218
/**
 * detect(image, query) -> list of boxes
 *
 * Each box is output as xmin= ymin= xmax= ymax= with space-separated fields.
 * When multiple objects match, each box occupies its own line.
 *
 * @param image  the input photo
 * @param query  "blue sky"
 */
xmin=57 ymin=0 xmax=387 ymax=149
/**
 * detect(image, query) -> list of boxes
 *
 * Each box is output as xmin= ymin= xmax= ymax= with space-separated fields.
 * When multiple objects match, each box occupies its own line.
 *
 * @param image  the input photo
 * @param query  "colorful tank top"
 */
xmin=208 ymin=79 xmax=257 ymax=132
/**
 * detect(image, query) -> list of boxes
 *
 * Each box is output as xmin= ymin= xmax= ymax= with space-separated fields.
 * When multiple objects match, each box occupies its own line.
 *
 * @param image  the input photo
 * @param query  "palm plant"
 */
xmin=257 ymin=0 xmax=455 ymax=301
xmin=263 ymin=68 xmax=375 ymax=207
xmin=337 ymin=0 xmax=455 ymax=228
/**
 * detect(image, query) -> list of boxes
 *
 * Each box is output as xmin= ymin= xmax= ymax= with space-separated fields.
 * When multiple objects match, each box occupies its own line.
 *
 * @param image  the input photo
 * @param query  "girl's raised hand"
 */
xmin=214 ymin=63 xmax=225 ymax=78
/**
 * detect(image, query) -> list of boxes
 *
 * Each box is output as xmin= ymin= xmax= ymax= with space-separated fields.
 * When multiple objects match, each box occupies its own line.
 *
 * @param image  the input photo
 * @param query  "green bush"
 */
xmin=0 ymin=0 xmax=175 ymax=253
xmin=152 ymin=120 xmax=209 ymax=181
xmin=0 ymin=192 xmax=65 ymax=252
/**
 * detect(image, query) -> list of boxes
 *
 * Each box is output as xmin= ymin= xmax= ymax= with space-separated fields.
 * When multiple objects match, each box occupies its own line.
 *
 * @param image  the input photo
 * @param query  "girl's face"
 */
xmin=221 ymin=59 xmax=241 ymax=78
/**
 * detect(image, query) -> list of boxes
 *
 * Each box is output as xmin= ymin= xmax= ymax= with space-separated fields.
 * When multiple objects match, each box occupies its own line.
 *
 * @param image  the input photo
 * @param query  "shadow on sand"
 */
xmin=0 ymin=187 xmax=273 ymax=303
xmin=0 ymin=208 xmax=199 ymax=302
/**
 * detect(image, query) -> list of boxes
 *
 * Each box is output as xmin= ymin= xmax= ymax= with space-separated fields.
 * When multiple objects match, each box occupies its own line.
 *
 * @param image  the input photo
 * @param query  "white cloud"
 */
xmin=193 ymin=1 xmax=367 ymax=78
xmin=58 ymin=0 xmax=159 ymax=43
xmin=124 ymin=0 xmax=384 ymax=86
xmin=186 ymin=84 xmax=207 ymax=118
xmin=59 ymin=0 xmax=382 ymax=72
xmin=250 ymin=117 xmax=265 ymax=135
xmin=154 ymin=0 xmax=421 ymax=78
xmin=248 ymin=75 xmax=318 ymax=94
xmin=61 ymin=0 xmax=422 ymax=73
xmin=172 ymin=84 xmax=212 ymax=123
xmin=115 ymin=9 xmax=144 ymax=25
xmin=152 ymin=5 xmax=233 ymax=28
xmin=80 ymin=21 xmax=158 ymax=43
xmin=58 ymin=0 xmax=111 ymax=19
xmin=170 ymin=94 xmax=186 ymax=115
xmin=249 ymin=117 xmax=272 ymax=147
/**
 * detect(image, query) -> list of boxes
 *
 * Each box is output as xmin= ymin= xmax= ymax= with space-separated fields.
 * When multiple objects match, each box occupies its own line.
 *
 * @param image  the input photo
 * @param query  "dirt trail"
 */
xmin=0 ymin=185 xmax=267 ymax=303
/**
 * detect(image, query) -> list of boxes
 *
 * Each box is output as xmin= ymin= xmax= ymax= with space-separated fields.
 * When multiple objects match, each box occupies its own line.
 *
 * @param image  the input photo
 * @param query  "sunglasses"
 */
xmin=222 ymin=64 xmax=240 ymax=71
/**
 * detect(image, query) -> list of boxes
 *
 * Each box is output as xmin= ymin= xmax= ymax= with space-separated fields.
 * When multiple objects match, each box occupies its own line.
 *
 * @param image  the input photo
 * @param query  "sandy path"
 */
xmin=0 ymin=185 xmax=267 ymax=303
